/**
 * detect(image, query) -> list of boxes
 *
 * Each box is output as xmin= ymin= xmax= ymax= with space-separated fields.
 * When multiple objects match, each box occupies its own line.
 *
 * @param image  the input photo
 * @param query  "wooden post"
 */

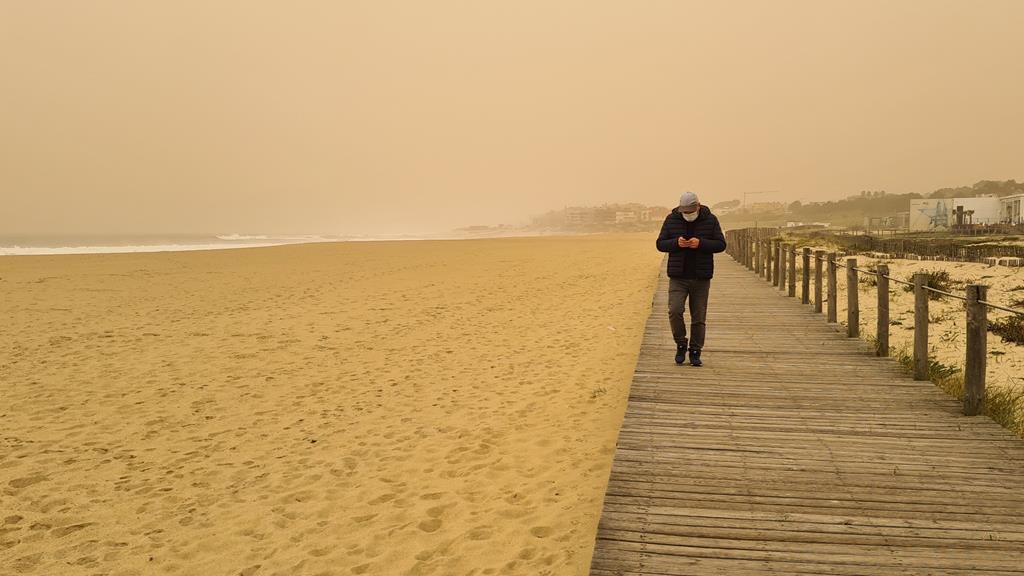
xmin=771 ymin=240 xmax=780 ymax=286
xmin=749 ymin=231 xmax=757 ymax=270
xmin=742 ymin=231 xmax=749 ymax=268
xmin=827 ymin=253 xmax=837 ymax=323
xmin=814 ymin=250 xmax=824 ymax=313
xmin=774 ymin=240 xmax=782 ymax=289
xmin=757 ymin=235 xmax=765 ymax=276
xmin=964 ymin=284 xmax=988 ymax=416
xmin=846 ymin=258 xmax=859 ymax=337
xmin=774 ymin=238 xmax=782 ymax=286
xmin=762 ymin=239 xmax=769 ymax=279
xmin=769 ymin=240 xmax=777 ymax=285
xmin=913 ymin=273 xmax=929 ymax=381
xmin=753 ymin=235 xmax=759 ymax=274
xmin=757 ymin=238 xmax=764 ymax=278
xmin=788 ymin=246 xmax=797 ymax=297
xmin=801 ymin=248 xmax=811 ymax=304
xmin=750 ymin=236 xmax=756 ymax=270
xmin=774 ymin=239 xmax=782 ymax=289
xmin=876 ymin=264 xmax=889 ymax=357
xmin=763 ymin=239 xmax=770 ymax=280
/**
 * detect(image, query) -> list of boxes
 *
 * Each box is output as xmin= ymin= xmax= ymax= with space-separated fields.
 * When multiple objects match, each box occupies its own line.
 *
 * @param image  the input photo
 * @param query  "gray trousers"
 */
xmin=668 ymin=278 xmax=711 ymax=349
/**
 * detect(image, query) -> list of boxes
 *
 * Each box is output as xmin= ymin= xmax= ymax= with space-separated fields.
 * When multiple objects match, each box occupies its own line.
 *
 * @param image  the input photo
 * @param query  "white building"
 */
xmin=615 ymin=211 xmax=638 ymax=223
xmin=908 ymin=197 xmax=1002 ymax=231
xmin=1000 ymin=194 xmax=1024 ymax=225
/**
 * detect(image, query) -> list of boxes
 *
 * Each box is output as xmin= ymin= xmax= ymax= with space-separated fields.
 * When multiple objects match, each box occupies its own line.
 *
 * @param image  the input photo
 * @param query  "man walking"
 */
xmin=655 ymin=191 xmax=727 ymax=366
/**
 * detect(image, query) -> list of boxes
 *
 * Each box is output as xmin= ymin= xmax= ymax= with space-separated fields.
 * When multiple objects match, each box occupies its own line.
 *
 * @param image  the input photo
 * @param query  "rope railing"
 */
xmin=980 ymin=300 xmax=1024 ymax=316
xmin=724 ymin=226 xmax=1023 ymax=418
xmin=746 ymin=235 xmax=1022 ymax=314
xmin=922 ymin=286 xmax=968 ymax=302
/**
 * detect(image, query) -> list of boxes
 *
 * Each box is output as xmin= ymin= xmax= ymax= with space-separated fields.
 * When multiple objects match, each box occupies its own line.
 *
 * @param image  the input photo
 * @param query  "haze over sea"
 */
xmin=0 ymin=231 xmax=545 ymax=256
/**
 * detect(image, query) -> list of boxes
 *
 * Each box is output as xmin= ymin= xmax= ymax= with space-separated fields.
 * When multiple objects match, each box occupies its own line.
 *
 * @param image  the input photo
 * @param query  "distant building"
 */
xmin=565 ymin=207 xmax=595 ymax=225
xmin=615 ymin=211 xmax=638 ymax=223
xmin=1000 ymin=194 xmax=1024 ymax=225
xmin=864 ymin=212 xmax=910 ymax=230
xmin=909 ymin=197 xmax=1001 ymax=231
xmin=865 ymin=216 xmax=897 ymax=229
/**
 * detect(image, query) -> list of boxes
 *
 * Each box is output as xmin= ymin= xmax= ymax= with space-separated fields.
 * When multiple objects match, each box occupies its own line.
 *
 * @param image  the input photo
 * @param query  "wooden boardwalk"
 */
xmin=589 ymin=256 xmax=1024 ymax=576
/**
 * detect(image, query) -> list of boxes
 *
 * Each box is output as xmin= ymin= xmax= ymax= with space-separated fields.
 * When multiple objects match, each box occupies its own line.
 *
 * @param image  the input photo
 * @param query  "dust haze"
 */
xmin=2 ymin=1 xmax=1022 ymax=236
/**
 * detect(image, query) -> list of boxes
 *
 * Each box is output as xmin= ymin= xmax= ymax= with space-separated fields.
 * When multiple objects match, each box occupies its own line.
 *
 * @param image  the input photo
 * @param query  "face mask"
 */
xmin=682 ymin=211 xmax=698 ymax=222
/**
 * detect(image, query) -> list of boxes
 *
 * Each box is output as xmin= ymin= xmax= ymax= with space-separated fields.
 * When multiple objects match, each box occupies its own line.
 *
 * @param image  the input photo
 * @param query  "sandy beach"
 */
xmin=1 ymin=233 xmax=663 ymax=576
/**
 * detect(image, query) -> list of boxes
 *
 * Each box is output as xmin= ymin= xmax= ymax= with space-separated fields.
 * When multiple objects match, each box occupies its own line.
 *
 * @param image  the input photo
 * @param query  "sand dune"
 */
xmin=771 ymin=241 xmax=1024 ymax=400
xmin=833 ymin=256 xmax=1024 ymax=397
xmin=1 ymin=233 xmax=663 ymax=575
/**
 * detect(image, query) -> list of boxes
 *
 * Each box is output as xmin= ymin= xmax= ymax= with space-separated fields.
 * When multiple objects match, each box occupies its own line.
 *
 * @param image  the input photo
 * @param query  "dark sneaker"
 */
xmin=675 ymin=345 xmax=687 ymax=365
xmin=688 ymin=348 xmax=703 ymax=367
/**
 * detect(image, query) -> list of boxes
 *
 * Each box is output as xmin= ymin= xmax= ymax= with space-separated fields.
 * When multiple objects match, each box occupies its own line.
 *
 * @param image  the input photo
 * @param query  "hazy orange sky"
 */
xmin=2 ymin=1 xmax=1022 ymax=235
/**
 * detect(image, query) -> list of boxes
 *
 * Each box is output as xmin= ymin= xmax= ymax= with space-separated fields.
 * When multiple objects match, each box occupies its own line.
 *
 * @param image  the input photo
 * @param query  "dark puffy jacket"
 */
xmin=655 ymin=205 xmax=728 ymax=279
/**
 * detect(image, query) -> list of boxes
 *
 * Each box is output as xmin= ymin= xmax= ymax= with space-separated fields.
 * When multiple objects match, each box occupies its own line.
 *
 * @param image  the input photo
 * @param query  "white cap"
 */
xmin=679 ymin=191 xmax=699 ymax=209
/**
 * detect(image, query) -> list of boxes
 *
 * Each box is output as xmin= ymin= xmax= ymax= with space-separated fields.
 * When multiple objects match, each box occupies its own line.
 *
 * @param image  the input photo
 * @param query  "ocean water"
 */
xmin=0 ymin=233 xmax=446 ymax=256
xmin=0 ymin=229 xmax=528 ymax=254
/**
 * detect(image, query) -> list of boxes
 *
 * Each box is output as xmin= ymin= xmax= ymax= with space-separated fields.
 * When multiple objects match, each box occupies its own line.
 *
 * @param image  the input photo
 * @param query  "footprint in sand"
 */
xmin=50 ymin=523 xmax=94 ymax=538
xmin=425 ymin=503 xmax=454 ymax=518
xmin=8 ymin=474 xmax=48 ymax=489
xmin=517 ymin=547 xmax=538 ymax=560
xmin=366 ymin=493 xmax=396 ymax=505
xmin=417 ymin=518 xmax=442 ymax=533
xmin=529 ymin=526 xmax=552 ymax=538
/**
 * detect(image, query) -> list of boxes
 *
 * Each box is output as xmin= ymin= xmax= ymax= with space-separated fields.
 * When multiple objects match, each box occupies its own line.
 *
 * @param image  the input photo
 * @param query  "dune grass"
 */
xmin=881 ymin=341 xmax=1024 ymax=437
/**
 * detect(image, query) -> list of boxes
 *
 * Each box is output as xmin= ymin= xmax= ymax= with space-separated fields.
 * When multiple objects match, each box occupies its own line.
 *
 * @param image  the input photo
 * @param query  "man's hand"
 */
xmin=677 ymin=236 xmax=688 ymax=248
xmin=678 ymin=237 xmax=699 ymax=249
xmin=690 ymin=237 xmax=700 ymax=249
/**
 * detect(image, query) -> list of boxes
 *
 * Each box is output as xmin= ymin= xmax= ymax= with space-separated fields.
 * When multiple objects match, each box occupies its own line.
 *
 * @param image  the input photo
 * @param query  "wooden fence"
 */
xmin=792 ymin=229 xmax=1024 ymax=263
xmin=726 ymin=227 xmax=1024 ymax=417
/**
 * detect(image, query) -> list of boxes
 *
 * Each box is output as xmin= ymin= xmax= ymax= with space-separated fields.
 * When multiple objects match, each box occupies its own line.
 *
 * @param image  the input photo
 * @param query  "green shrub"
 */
xmin=990 ymin=315 xmax=1024 ymax=345
xmin=902 ymin=269 xmax=953 ymax=300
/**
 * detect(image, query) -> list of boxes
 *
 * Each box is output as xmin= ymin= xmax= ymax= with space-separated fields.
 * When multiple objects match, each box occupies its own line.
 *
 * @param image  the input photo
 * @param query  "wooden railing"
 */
xmin=725 ymin=227 xmax=1024 ymax=416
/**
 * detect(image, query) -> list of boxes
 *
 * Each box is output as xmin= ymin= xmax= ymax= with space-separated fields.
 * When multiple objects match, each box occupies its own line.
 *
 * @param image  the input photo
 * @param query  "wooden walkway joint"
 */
xmin=589 ymin=256 xmax=1024 ymax=576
